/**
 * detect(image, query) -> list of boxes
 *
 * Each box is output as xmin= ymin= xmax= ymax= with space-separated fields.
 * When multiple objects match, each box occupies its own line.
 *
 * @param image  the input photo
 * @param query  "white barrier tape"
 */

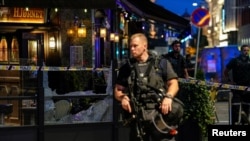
xmin=0 ymin=65 xmax=110 ymax=71
xmin=178 ymin=78 xmax=250 ymax=91
xmin=1 ymin=65 xmax=249 ymax=91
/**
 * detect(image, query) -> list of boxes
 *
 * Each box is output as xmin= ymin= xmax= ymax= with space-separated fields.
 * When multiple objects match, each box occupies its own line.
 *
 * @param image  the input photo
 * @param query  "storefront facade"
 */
xmin=0 ymin=1 xmax=190 ymax=141
xmin=0 ymin=1 xmax=117 ymax=141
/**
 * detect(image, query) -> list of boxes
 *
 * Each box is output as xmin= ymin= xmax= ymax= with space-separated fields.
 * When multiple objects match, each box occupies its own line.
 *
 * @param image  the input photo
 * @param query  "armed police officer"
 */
xmin=114 ymin=33 xmax=183 ymax=141
xmin=224 ymin=44 xmax=250 ymax=125
xmin=163 ymin=40 xmax=189 ymax=79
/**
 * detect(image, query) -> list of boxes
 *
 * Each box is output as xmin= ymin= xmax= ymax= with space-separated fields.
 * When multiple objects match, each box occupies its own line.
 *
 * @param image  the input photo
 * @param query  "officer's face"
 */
xmin=241 ymin=47 xmax=249 ymax=57
xmin=130 ymin=37 xmax=147 ymax=58
xmin=172 ymin=43 xmax=181 ymax=53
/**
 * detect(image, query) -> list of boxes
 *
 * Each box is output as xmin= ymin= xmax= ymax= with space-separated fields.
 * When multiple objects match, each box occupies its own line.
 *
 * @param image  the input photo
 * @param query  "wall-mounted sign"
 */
xmin=0 ymin=7 xmax=46 ymax=23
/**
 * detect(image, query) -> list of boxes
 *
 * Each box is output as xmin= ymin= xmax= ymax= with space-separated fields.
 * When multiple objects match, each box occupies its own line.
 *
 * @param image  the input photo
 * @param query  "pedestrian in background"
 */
xmin=163 ymin=40 xmax=189 ymax=79
xmin=224 ymin=44 xmax=250 ymax=125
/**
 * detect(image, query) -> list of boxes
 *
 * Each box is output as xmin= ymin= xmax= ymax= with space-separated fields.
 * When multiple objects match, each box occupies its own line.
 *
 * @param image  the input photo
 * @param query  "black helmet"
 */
xmin=151 ymin=98 xmax=184 ymax=136
xmin=163 ymin=98 xmax=184 ymax=125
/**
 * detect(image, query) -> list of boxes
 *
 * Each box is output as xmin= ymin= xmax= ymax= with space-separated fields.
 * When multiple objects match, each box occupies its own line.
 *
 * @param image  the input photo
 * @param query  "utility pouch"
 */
xmin=141 ymin=108 xmax=157 ymax=121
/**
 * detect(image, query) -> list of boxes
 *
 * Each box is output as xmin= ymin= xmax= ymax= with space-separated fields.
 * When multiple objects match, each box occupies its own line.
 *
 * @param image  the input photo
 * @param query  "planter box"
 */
xmin=176 ymin=118 xmax=202 ymax=141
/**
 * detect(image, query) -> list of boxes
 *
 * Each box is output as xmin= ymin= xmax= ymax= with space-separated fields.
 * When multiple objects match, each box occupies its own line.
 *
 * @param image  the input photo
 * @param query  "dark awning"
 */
xmin=119 ymin=0 xmax=190 ymax=31
xmin=2 ymin=0 xmax=116 ymax=9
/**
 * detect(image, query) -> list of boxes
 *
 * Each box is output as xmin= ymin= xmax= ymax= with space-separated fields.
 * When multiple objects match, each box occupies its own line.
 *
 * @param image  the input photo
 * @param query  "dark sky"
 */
xmin=155 ymin=0 xmax=204 ymax=16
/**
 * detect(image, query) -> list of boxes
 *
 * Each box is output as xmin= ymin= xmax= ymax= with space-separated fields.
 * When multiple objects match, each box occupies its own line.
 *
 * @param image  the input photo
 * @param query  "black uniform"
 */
xmin=116 ymin=53 xmax=178 ymax=141
xmin=163 ymin=52 xmax=187 ymax=78
xmin=225 ymin=55 xmax=250 ymax=125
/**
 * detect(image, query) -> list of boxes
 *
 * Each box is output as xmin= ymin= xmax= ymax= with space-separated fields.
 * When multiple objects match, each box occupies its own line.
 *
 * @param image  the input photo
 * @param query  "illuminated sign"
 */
xmin=0 ymin=7 xmax=46 ymax=23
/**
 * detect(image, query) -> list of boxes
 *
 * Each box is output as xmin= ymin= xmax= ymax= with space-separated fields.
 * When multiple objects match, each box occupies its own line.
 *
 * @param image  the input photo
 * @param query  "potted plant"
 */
xmin=62 ymin=71 xmax=93 ymax=113
xmin=63 ymin=71 xmax=92 ymax=92
xmin=176 ymin=69 xmax=215 ymax=141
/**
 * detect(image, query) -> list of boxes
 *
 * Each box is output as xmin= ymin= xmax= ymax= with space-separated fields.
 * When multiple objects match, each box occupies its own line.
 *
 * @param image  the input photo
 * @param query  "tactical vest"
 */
xmin=126 ymin=54 xmax=185 ymax=128
xmin=128 ymin=54 xmax=166 ymax=104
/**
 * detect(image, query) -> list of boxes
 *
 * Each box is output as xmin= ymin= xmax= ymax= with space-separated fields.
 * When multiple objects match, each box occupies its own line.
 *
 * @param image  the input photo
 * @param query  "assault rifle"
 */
xmin=123 ymin=84 xmax=165 ymax=141
xmin=123 ymin=84 xmax=146 ymax=141
xmin=122 ymin=84 xmax=183 ymax=139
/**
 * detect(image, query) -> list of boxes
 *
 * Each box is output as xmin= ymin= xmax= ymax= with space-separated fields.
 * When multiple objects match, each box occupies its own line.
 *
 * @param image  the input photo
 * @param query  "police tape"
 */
xmin=178 ymin=78 xmax=250 ymax=91
xmin=1 ymin=65 xmax=248 ymax=91
xmin=0 ymin=65 xmax=109 ymax=71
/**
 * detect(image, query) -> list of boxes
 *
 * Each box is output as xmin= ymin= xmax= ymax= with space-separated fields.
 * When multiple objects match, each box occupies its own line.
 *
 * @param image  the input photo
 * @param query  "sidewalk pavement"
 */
xmin=214 ymin=101 xmax=230 ymax=125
